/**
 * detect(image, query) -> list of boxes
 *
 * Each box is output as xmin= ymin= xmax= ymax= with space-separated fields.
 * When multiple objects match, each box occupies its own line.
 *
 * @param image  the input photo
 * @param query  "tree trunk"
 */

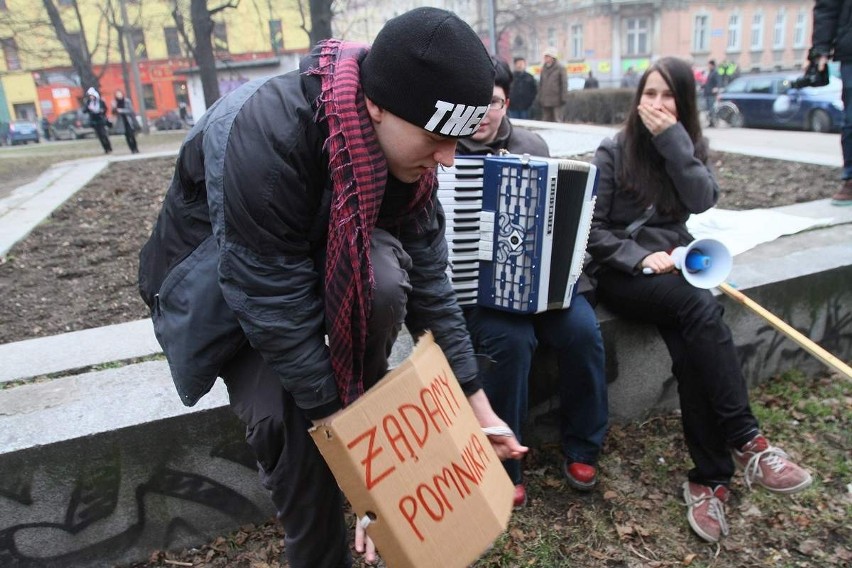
xmin=191 ymin=0 xmax=220 ymax=108
xmin=309 ymin=0 xmax=333 ymax=46
xmin=42 ymin=0 xmax=99 ymax=92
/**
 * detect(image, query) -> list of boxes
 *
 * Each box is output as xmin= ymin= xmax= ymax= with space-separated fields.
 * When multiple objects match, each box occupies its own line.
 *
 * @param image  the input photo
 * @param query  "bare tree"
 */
xmin=293 ymin=0 xmax=333 ymax=47
xmin=171 ymin=0 xmax=240 ymax=108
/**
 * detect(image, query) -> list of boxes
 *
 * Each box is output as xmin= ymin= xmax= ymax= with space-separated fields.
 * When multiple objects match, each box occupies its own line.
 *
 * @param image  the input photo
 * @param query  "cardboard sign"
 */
xmin=310 ymin=332 xmax=514 ymax=568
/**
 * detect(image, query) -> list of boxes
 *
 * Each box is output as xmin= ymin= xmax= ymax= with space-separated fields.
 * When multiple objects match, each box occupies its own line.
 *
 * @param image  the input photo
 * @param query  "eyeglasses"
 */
xmin=488 ymin=98 xmax=506 ymax=110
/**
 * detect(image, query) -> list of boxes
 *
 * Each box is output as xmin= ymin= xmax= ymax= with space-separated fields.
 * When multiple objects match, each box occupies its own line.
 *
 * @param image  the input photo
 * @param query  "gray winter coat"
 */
xmin=587 ymin=123 xmax=719 ymax=277
xmin=138 ymin=50 xmax=480 ymax=418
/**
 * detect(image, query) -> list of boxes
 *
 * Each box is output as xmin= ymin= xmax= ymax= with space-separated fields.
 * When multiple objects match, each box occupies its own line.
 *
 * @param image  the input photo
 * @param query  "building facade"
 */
xmin=0 ymin=0 xmax=311 ymax=122
xmin=496 ymin=0 xmax=814 ymax=87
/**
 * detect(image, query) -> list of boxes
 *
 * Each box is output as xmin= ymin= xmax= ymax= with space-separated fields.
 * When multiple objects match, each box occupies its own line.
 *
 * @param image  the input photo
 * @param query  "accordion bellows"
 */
xmin=438 ymin=154 xmax=598 ymax=314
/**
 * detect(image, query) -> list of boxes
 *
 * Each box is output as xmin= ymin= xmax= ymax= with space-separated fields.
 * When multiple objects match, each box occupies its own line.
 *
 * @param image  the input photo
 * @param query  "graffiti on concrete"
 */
xmin=0 ymin=440 xmax=264 ymax=567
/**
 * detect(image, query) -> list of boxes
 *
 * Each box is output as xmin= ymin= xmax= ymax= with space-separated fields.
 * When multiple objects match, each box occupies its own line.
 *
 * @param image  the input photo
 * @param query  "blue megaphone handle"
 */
xmin=685 ymin=250 xmax=711 ymax=273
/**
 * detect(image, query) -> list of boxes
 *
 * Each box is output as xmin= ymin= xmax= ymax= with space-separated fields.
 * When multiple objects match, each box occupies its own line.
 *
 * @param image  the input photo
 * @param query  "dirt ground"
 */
xmin=1 ymin=151 xmax=849 ymax=568
xmin=0 ymin=150 xmax=841 ymax=344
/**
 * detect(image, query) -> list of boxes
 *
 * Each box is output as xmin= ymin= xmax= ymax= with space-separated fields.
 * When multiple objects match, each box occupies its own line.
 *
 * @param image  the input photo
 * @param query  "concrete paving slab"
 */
xmin=0 ymin=360 xmax=228 ymax=453
xmin=0 ymin=319 xmax=162 ymax=383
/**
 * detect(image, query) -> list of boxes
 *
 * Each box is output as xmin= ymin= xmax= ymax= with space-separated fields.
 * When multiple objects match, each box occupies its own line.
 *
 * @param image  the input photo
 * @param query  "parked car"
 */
xmin=50 ymin=110 xmax=95 ymax=140
xmin=153 ymin=110 xmax=185 ymax=131
xmin=1 ymin=119 xmax=40 ymax=145
xmin=715 ymin=72 xmax=843 ymax=133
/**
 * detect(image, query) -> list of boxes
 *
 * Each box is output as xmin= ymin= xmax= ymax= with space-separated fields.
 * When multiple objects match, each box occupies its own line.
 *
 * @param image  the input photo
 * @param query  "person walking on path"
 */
xmin=83 ymin=87 xmax=112 ymax=154
xmin=702 ymin=60 xmax=722 ymax=127
xmin=587 ymin=56 xmax=813 ymax=544
xmin=138 ymin=8 xmax=525 ymax=567
xmin=537 ymin=47 xmax=568 ymax=122
xmin=508 ymin=57 xmax=537 ymax=119
xmin=112 ymin=90 xmax=139 ymax=154
xmin=810 ymin=0 xmax=852 ymax=206
xmin=457 ymin=56 xmax=609 ymax=507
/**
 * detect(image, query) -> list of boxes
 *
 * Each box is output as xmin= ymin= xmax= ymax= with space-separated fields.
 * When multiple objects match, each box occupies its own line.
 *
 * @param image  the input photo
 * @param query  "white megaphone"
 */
xmin=669 ymin=238 xmax=732 ymax=289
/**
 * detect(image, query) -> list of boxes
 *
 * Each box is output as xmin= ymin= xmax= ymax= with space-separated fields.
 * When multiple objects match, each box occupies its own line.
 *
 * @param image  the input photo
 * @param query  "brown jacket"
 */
xmin=537 ymin=61 xmax=568 ymax=108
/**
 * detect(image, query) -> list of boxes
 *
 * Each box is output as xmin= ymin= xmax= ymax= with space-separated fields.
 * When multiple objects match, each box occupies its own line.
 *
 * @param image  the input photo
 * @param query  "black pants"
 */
xmin=92 ymin=121 xmax=111 ymax=153
xmin=220 ymin=229 xmax=412 ymax=568
xmin=595 ymin=269 xmax=759 ymax=487
xmin=121 ymin=117 xmax=138 ymax=153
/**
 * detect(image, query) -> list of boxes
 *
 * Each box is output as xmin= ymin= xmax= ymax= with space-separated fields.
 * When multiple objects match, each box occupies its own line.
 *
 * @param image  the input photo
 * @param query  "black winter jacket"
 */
xmin=813 ymin=0 xmax=852 ymax=62
xmin=138 ymin=49 xmax=481 ymax=418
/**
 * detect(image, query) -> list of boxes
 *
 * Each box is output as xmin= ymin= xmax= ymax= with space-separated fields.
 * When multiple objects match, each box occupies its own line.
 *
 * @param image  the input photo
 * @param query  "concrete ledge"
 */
xmin=0 ymin=320 xmax=161 ymax=383
xmin=0 ymin=204 xmax=849 ymax=567
xmin=0 ymin=362 xmax=274 ymax=567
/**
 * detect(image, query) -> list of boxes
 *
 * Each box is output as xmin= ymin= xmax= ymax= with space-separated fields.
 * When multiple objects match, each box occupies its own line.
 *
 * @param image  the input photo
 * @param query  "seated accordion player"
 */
xmin=438 ymin=153 xmax=598 ymax=314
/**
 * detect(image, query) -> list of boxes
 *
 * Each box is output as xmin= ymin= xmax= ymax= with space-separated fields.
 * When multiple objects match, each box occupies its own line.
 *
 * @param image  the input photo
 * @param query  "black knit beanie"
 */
xmin=361 ymin=7 xmax=495 ymax=138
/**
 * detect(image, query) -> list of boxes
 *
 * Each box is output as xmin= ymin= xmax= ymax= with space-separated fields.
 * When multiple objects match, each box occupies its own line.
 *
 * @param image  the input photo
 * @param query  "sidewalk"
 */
xmin=0 ymin=149 xmax=177 ymax=258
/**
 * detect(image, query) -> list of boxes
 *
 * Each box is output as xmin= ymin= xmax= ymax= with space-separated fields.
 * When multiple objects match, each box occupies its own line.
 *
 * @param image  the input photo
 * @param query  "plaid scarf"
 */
xmin=309 ymin=39 xmax=436 ymax=406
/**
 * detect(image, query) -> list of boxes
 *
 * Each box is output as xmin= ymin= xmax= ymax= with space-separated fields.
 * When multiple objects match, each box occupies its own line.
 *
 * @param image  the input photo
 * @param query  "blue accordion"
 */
xmin=438 ymin=154 xmax=597 ymax=314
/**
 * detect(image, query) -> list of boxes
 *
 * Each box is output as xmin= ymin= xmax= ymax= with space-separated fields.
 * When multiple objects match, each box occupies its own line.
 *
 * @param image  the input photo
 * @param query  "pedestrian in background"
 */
xmin=584 ymin=70 xmax=600 ymax=89
xmin=112 ymin=90 xmax=139 ymax=154
xmin=537 ymin=47 xmax=568 ymax=122
xmin=702 ymin=60 xmax=722 ymax=127
xmin=810 ymin=0 xmax=852 ymax=206
xmin=621 ymin=66 xmax=639 ymax=88
xmin=83 ymin=87 xmax=112 ymax=154
xmin=508 ymin=57 xmax=537 ymax=119
xmin=587 ymin=57 xmax=813 ymax=544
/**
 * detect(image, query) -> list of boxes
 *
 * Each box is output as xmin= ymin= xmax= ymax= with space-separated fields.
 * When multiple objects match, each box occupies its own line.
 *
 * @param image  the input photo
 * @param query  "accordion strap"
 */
xmin=625 ymin=204 xmax=655 ymax=238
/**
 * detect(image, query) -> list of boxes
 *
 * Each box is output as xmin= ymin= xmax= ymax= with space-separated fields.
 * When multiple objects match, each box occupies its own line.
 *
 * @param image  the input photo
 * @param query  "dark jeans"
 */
xmin=704 ymin=95 xmax=717 ymax=125
xmin=508 ymin=108 xmax=531 ymax=120
xmin=841 ymin=62 xmax=852 ymax=180
xmin=92 ymin=121 xmax=111 ymax=153
xmin=121 ymin=116 xmax=138 ymax=153
xmin=595 ymin=269 xmax=759 ymax=487
xmin=464 ymin=293 xmax=608 ymax=485
xmin=220 ymin=229 xmax=411 ymax=568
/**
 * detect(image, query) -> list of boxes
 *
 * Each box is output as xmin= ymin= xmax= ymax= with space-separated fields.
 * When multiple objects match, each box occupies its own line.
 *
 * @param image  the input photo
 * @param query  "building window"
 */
xmin=269 ymin=19 xmax=283 ymax=53
xmin=213 ymin=21 xmax=229 ymax=54
xmin=2 ymin=37 xmax=20 ymax=70
xmin=571 ymin=24 xmax=583 ymax=59
xmin=794 ymin=11 xmax=807 ymax=48
xmin=164 ymin=27 xmax=182 ymax=57
xmin=143 ymin=83 xmax=156 ymax=111
xmin=773 ymin=11 xmax=786 ymax=49
xmin=547 ymin=27 xmax=556 ymax=50
xmin=750 ymin=13 xmax=764 ymax=50
xmin=625 ymin=17 xmax=649 ymax=56
xmin=693 ymin=14 xmax=709 ymax=53
xmin=727 ymin=13 xmax=741 ymax=51
xmin=129 ymin=27 xmax=148 ymax=60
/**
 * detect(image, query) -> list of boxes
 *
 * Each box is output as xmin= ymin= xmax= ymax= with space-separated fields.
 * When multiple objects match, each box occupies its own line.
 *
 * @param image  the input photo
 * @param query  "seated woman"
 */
xmin=587 ymin=56 xmax=812 ymax=543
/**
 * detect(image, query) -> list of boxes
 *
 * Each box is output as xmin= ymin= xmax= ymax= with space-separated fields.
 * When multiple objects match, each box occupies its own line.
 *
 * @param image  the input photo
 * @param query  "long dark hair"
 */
xmin=619 ymin=57 xmax=708 ymax=215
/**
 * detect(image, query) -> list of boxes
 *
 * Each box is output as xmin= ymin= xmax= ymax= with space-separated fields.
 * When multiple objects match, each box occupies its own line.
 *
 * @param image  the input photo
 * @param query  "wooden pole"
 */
xmin=718 ymin=282 xmax=852 ymax=381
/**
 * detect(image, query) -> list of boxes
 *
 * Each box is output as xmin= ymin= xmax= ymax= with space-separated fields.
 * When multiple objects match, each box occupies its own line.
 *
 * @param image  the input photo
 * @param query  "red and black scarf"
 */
xmin=309 ymin=40 xmax=436 ymax=406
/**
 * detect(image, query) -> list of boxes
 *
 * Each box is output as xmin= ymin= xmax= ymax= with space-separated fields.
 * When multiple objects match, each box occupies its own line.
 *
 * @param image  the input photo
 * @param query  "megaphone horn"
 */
xmin=670 ymin=238 xmax=732 ymax=289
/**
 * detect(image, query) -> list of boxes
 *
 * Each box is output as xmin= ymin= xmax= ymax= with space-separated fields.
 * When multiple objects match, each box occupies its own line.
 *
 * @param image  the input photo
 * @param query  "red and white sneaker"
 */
xmin=732 ymin=435 xmax=813 ymax=494
xmin=683 ymin=482 xmax=730 ymax=543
